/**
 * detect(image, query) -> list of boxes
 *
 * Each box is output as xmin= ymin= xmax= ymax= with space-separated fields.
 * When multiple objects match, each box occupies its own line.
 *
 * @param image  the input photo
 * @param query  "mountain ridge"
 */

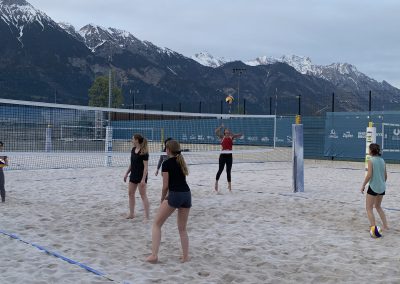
xmin=1 ymin=0 xmax=399 ymax=114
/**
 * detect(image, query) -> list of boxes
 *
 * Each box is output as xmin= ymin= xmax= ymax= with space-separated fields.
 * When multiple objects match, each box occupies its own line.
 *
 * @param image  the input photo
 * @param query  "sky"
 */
xmin=28 ymin=0 xmax=400 ymax=88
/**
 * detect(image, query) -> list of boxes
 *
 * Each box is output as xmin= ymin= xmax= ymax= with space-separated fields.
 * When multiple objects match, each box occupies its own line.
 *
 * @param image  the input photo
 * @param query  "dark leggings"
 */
xmin=216 ymin=154 xmax=233 ymax=182
xmin=0 ymin=170 xmax=5 ymax=202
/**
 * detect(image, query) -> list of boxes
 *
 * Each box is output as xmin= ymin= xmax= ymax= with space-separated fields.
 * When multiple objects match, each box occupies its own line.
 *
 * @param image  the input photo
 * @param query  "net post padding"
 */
xmin=365 ymin=122 xmax=376 ymax=174
xmin=105 ymin=126 xmax=113 ymax=167
xmin=292 ymin=123 xmax=304 ymax=192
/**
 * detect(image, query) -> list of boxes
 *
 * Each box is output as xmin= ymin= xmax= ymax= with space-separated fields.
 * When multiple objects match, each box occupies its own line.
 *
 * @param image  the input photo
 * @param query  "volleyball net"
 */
xmin=0 ymin=99 xmax=292 ymax=170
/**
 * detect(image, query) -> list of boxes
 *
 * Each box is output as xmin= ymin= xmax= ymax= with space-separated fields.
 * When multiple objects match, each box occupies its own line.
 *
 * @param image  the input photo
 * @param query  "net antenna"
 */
xmin=274 ymin=88 xmax=278 ymax=148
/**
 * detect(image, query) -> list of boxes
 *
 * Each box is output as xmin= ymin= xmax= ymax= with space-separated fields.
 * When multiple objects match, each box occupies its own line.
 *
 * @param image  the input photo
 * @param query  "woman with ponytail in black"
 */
xmin=146 ymin=140 xmax=191 ymax=263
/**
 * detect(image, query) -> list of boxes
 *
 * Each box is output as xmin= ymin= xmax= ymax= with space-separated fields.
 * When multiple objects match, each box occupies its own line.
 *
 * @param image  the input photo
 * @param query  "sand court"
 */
xmin=1 ymin=160 xmax=400 ymax=283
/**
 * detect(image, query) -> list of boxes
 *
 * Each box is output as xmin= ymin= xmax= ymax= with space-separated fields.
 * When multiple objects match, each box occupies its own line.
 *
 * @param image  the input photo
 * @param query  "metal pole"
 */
xmin=332 ymin=92 xmax=335 ymax=112
xmin=269 ymin=97 xmax=272 ymax=115
xmin=237 ymin=77 xmax=240 ymax=113
xmin=199 ymin=101 xmax=202 ymax=113
xmin=369 ymin=90 xmax=372 ymax=112
xmin=243 ymin=99 xmax=246 ymax=114
xmin=233 ymin=68 xmax=246 ymax=113
xmin=298 ymin=95 xmax=301 ymax=115
xmin=108 ymin=62 xmax=112 ymax=123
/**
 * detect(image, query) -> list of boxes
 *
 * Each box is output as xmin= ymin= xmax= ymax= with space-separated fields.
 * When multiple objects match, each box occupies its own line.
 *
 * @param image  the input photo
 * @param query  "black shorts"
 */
xmin=367 ymin=186 xmax=385 ymax=196
xmin=167 ymin=191 xmax=192 ymax=208
xmin=129 ymin=175 xmax=148 ymax=184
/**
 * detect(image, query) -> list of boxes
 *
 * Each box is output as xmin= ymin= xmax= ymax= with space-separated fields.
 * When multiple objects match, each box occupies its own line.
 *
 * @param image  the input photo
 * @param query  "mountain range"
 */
xmin=1 ymin=0 xmax=399 ymax=115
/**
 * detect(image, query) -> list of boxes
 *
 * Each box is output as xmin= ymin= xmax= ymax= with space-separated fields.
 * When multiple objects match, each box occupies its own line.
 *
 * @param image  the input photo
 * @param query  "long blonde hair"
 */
xmin=166 ymin=140 xmax=188 ymax=176
xmin=133 ymin=134 xmax=148 ymax=155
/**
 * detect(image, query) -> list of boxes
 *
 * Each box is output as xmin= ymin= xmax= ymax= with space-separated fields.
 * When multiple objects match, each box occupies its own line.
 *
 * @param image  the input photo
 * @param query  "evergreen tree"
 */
xmin=88 ymin=75 xmax=123 ymax=108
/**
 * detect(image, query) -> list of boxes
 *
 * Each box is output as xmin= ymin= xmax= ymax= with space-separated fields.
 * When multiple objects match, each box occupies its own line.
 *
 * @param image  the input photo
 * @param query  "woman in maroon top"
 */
xmin=214 ymin=124 xmax=243 ymax=192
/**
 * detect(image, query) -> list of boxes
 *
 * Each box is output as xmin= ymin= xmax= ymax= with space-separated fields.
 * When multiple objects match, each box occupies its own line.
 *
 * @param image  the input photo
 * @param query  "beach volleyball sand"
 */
xmin=1 ymin=160 xmax=400 ymax=283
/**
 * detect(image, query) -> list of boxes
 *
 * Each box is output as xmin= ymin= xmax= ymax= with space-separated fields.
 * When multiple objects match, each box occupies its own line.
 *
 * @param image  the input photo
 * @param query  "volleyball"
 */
xmin=225 ymin=95 xmax=234 ymax=104
xmin=0 ymin=159 xmax=6 ymax=168
xmin=369 ymin=225 xmax=382 ymax=238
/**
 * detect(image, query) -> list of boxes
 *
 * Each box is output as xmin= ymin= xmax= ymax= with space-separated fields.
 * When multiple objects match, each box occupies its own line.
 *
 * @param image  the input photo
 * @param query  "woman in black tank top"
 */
xmin=123 ymin=134 xmax=150 ymax=221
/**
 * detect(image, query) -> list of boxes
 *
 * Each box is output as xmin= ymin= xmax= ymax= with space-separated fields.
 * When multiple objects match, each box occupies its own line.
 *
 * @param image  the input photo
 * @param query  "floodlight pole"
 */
xmin=232 ymin=68 xmax=246 ymax=114
xmin=108 ymin=56 xmax=112 ymax=123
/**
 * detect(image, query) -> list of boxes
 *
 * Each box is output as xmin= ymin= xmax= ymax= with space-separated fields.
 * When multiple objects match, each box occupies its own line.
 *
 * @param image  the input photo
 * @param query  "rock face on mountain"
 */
xmin=1 ymin=0 xmax=399 ymax=114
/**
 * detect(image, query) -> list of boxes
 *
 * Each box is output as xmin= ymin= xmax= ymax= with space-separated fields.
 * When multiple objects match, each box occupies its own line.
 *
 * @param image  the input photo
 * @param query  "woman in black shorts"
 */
xmin=124 ymin=134 xmax=150 ymax=221
xmin=146 ymin=140 xmax=191 ymax=263
xmin=214 ymin=124 xmax=243 ymax=192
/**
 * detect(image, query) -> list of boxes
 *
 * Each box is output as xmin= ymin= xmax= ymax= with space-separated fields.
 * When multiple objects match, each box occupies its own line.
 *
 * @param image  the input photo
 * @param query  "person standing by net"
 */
xmin=214 ymin=124 xmax=243 ymax=192
xmin=123 ymin=134 xmax=150 ymax=221
xmin=0 ymin=141 xmax=8 ymax=203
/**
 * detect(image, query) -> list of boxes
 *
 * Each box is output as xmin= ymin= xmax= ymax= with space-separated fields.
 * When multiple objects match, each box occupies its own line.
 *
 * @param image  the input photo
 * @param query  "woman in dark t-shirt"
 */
xmin=146 ymin=140 xmax=191 ymax=264
xmin=123 ymin=134 xmax=150 ymax=221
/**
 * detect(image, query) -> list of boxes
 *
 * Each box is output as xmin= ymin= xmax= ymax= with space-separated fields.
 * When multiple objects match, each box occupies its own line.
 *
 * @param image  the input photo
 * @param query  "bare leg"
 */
xmin=127 ymin=182 xmax=138 ymax=219
xmin=374 ymin=195 xmax=389 ymax=230
xmin=138 ymin=183 xmax=150 ymax=221
xmin=214 ymin=180 xmax=218 ymax=192
xmin=228 ymin=182 xmax=232 ymax=192
xmin=366 ymin=194 xmax=376 ymax=227
xmin=177 ymin=208 xmax=190 ymax=262
xmin=146 ymin=201 xmax=175 ymax=263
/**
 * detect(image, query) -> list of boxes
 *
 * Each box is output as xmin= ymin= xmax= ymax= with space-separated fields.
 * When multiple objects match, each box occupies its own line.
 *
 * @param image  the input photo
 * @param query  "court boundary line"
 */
xmin=0 ymin=229 xmax=114 ymax=282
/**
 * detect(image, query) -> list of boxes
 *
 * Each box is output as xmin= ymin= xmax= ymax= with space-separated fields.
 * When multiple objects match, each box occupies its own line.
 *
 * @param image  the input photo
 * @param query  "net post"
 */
xmin=105 ymin=126 xmax=113 ymax=167
xmin=45 ymin=124 xmax=52 ymax=152
xmin=160 ymin=128 xmax=164 ymax=151
xmin=292 ymin=117 xmax=304 ymax=192
xmin=365 ymin=121 xmax=376 ymax=174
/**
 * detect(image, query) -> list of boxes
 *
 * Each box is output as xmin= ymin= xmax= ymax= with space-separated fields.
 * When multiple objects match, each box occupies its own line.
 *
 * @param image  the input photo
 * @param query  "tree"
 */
xmin=88 ymin=75 xmax=123 ymax=108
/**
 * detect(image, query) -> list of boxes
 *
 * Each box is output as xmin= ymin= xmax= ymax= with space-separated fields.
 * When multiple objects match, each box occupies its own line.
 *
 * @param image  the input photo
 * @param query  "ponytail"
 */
xmin=166 ymin=140 xmax=189 ymax=176
xmin=140 ymin=138 xmax=149 ymax=155
xmin=176 ymin=154 xmax=189 ymax=176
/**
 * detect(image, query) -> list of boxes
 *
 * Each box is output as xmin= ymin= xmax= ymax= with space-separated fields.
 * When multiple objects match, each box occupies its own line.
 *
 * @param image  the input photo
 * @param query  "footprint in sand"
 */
xmin=198 ymin=271 xmax=210 ymax=277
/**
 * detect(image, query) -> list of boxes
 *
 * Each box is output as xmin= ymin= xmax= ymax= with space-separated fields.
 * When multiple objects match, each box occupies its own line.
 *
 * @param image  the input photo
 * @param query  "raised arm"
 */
xmin=232 ymin=133 xmax=243 ymax=139
xmin=215 ymin=125 xmax=224 ymax=139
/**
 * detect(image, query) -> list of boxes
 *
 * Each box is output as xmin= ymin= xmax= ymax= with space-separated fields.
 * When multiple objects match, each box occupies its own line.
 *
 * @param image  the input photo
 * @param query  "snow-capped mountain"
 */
xmin=1 ymin=0 xmax=399 ymax=113
xmin=247 ymin=55 xmax=316 ymax=75
xmin=0 ymin=0 xmax=58 ymax=45
xmin=77 ymin=23 xmax=183 ymax=59
xmin=196 ymin=52 xmax=387 ymax=92
xmin=247 ymin=54 xmax=363 ymax=79
xmin=191 ymin=52 xmax=228 ymax=68
xmin=58 ymin=21 xmax=84 ymax=42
